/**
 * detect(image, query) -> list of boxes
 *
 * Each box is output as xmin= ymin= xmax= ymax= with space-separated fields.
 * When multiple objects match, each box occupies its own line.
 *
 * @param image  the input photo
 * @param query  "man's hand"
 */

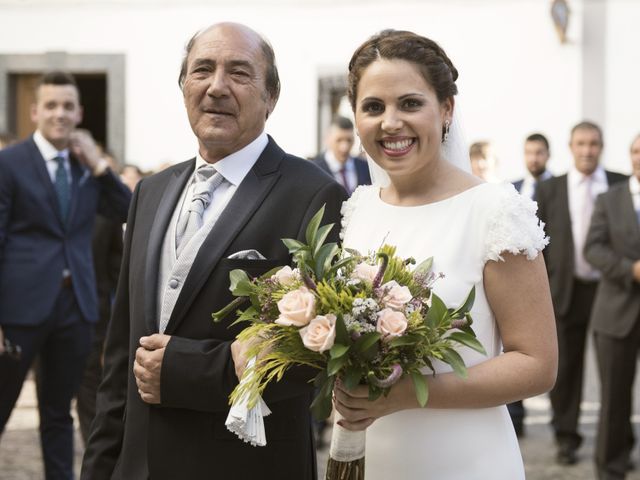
xmin=633 ymin=260 xmax=640 ymax=283
xmin=0 ymin=326 xmax=4 ymax=355
xmin=231 ymin=337 xmax=269 ymax=381
xmin=69 ymin=129 xmax=109 ymax=176
xmin=230 ymin=338 xmax=252 ymax=381
xmin=134 ymin=334 xmax=171 ymax=404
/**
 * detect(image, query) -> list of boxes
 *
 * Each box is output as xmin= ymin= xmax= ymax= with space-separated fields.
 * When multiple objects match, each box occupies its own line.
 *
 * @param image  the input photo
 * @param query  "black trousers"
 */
xmin=75 ymin=334 xmax=103 ymax=444
xmin=593 ymin=318 xmax=640 ymax=480
xmin=0 ymin=285 xmax=93 ymax=480
xmin=507 ymin=400 xmax=525 ymax=429
xmin=549 ymin=279 xmax=597 ymax=449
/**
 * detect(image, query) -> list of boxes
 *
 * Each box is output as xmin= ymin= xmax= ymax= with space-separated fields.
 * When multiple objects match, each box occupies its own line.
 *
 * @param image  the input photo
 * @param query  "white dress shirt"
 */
xmin=33 ymin=129 xmax=72 ymax=185
xmin=520 ymin=170 xmax=553 ymax=200
xmin=174 ymin=132 xmax=268 ymax=243
xmin=324 ymin=151 xmax=358 ymax=193
xmin=568 ymin=165 xmax=608 ymax=280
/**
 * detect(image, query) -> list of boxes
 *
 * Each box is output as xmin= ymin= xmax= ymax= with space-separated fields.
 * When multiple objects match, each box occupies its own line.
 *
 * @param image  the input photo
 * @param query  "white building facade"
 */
xmin=0 ymin=0 xmax=638 ymax=179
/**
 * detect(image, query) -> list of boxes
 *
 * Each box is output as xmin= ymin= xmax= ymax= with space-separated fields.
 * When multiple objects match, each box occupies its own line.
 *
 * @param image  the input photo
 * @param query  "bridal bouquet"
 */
xmin=212 ymin=206 xmax=485 ymax=480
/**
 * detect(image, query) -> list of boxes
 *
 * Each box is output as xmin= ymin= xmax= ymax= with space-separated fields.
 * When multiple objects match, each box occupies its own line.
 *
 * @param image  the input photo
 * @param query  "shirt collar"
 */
xmin=568 ymin=164 xmax=606 ymax=186
xmin=525 ymin=169 xmax=552 ymax=183
xmin=195 ymin=132 xmax=268 ymax=186
xmin=33 ymin=130 xmax=69 ymax=162
xmin=630 ymin=175 xmax=640 ymax=195
xmin=324 ymin=151 xmax=353 ymax=173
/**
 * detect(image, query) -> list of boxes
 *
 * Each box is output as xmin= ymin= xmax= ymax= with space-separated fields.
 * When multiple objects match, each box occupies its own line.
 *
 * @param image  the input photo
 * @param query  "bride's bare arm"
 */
xmin=334 ymin=252 xmax=557 ymax=430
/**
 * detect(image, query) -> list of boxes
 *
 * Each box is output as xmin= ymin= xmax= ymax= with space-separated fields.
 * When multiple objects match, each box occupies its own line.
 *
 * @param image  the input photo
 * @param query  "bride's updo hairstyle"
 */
xmin=347 ymin=29 xmax=459 ymax=110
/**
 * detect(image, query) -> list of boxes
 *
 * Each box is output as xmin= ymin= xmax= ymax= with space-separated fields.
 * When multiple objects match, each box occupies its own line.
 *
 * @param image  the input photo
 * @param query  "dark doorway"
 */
xmin=76 ymin=74 xmax=107 ymax=148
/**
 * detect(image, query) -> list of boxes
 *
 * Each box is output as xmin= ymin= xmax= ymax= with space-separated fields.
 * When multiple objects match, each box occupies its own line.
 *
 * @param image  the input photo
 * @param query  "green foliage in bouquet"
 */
xmin=212 ymin=206 xmax=486 ymax=420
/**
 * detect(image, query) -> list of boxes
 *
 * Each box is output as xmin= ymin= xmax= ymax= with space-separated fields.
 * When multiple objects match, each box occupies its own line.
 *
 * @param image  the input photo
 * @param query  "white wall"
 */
xmin=0 ymin=0 xmax=636 ymax=177
xmin=605 ymin=0 xmax=640 ymax=174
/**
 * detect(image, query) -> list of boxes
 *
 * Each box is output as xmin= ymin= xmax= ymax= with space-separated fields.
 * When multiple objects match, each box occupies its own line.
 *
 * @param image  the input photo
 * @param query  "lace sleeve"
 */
xmin=339 ymin=185 xmax=370 ymax=240
xmin=484 ymin=183 xmax=549 ymax=263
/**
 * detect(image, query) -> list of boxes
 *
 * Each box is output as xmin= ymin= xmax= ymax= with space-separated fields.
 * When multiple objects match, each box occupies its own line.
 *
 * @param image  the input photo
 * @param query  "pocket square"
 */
xmin=227 ymin=249 xmax=267 ymax=260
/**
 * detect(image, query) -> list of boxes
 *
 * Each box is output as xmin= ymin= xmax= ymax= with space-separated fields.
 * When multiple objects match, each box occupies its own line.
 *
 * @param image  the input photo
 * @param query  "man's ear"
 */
xmin=265 ymin=94 xmax=278 ymax=120
xmin=76 ymin=105 xmax=84 ymax=127
xmin=30 ymin=103 xmax=38 ymax=125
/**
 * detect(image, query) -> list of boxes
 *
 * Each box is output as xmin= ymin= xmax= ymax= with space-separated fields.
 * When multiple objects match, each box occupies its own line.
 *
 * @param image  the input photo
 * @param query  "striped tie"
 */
xmin=176 ymin=165 xmax=224 ymax=257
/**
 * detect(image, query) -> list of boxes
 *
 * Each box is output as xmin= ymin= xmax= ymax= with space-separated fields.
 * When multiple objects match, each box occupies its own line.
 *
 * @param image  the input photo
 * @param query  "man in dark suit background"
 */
xmin=76 ymin=212 xmax=124 ymax=443
xmin=313 ymin=116 xmax=370 ymax=194
xmin=513 ymin=133 xmax=553 ymax=200
xmin=76 ymin=149 xmax=129 ymax=444
xmin=0 ymin=71 xmax=131 ymax=479
xmin=81 ymin=23 xmax=345 ymax=480
xmin=536 ymin=121 xmax=627 ymax=466
xmin=585 ymin=134 xmax=640 ymax=480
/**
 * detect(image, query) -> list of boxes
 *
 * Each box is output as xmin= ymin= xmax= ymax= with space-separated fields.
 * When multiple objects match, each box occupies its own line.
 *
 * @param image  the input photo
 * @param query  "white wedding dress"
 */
xmin=340 ymin=182 xmax=548 ymax=480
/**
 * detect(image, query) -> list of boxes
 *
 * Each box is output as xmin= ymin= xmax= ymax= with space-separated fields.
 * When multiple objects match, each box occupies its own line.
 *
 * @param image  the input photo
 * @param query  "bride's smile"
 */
xmin=379 ymin=136 xmax=416 ymax=157
xmin=354 ymin=58 xmax=452 ymax=179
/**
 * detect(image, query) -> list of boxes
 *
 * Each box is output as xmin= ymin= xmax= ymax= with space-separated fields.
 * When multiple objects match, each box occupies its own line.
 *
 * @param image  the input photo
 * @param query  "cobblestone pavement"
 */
xmin=2 ymin=341 xmax=639 ymax=479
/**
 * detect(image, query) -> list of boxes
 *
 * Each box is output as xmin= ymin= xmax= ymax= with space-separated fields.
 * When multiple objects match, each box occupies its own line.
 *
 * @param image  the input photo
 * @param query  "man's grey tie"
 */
xmin=176 ymin=165 xmax=224 ymax=257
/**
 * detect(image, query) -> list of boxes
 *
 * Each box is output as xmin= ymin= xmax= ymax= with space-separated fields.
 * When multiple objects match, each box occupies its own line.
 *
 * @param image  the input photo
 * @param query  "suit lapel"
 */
xmin=355 ymin=158 xmax=370 ymax=185
xmin=617 ymin=184 xmax=640 ymax=237
xmin=144 ymin=161 xmax=194 ymax=333
xmin=26 ymin=137 xmax=66 ymax=228
xmin=558 ymin=175 xmax=573 ymax=244
xmin=66 ymin=158 xmax=85 ymax=229
xmin=163 ymin=139 xmax=284 ymax=334
xmin=316 ymin=156 xmax=331 ymax=175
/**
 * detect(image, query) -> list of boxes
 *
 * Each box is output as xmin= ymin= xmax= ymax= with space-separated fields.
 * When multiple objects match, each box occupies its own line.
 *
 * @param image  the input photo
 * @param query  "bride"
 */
xmin=334 ymin=30 xmax=558 ymax=479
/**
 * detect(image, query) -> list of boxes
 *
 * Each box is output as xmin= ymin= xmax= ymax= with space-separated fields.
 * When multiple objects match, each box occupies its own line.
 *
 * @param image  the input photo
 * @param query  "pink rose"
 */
xmin=275 ymin=286 xmax=316 ymax=327
xmin=376 ymin=308 xmax=408 ymax=340
xmin=272 ymin=266 xmax=299 ymax=286
xmin=300 ymin=314 xmax=336 ymax=353
xmin=351 ymin=262 xmax=378 ymax=283
xmin=380 ymin=280 xmax=413 ymax=310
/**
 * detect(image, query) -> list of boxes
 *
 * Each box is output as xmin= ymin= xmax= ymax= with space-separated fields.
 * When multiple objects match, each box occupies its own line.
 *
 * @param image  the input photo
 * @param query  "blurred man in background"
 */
xmin=469 ymin=140 xmax=500 ymax=183
xmin=0 ymin=71 xmax=130 ymax=479
xmin=585 ymin=133 xmax=640 ymax=480
xmin=537 ymin=121 xmax=626 ymax=466
xmin=513 ymin=133 xmax=553 ymax=200
xmin=313 ymin=116 xmax=370 ymax=194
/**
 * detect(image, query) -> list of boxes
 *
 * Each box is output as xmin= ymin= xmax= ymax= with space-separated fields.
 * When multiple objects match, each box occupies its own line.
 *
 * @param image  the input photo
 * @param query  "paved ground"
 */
xmin=2 ymin=340 xmax=639 ymax=479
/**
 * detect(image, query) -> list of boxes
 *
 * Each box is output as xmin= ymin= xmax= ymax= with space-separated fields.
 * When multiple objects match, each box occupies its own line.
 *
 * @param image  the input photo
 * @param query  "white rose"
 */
xmin=380 ymin=280 xmax=413 ymax=310
xmin=351 ymin=262 xmax=378 ymax=283
xmin=272 ymin=266 xmax=299 ymax=287
xmin=275 ymin=286 xmax=316 ymax=327
xmin=300 ymin=314 xmax=336 ymax=353
xmin=376 ymin=308 xmax=408 ymax=340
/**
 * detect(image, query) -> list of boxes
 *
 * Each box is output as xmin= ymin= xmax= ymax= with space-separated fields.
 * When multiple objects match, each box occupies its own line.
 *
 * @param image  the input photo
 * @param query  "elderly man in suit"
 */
xmin=313 ymin=116 xmax=370 ymax=194
xmin=81 ymin=23 xmax=345 ymax=480
xmin=0 ymin=71 xmax=131 ymax=479
xmin=585 ymin=134 xmax=640 ymax=480
xmin=537 ymin=121 xmax=627 ymax=466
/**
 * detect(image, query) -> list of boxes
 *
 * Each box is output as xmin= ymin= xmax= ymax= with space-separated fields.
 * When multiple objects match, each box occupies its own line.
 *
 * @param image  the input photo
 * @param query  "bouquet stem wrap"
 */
xmin=325 ymin=412 xmax=365 ymax=480
xmin=225 ymin=357 xmax=272 ymax=446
